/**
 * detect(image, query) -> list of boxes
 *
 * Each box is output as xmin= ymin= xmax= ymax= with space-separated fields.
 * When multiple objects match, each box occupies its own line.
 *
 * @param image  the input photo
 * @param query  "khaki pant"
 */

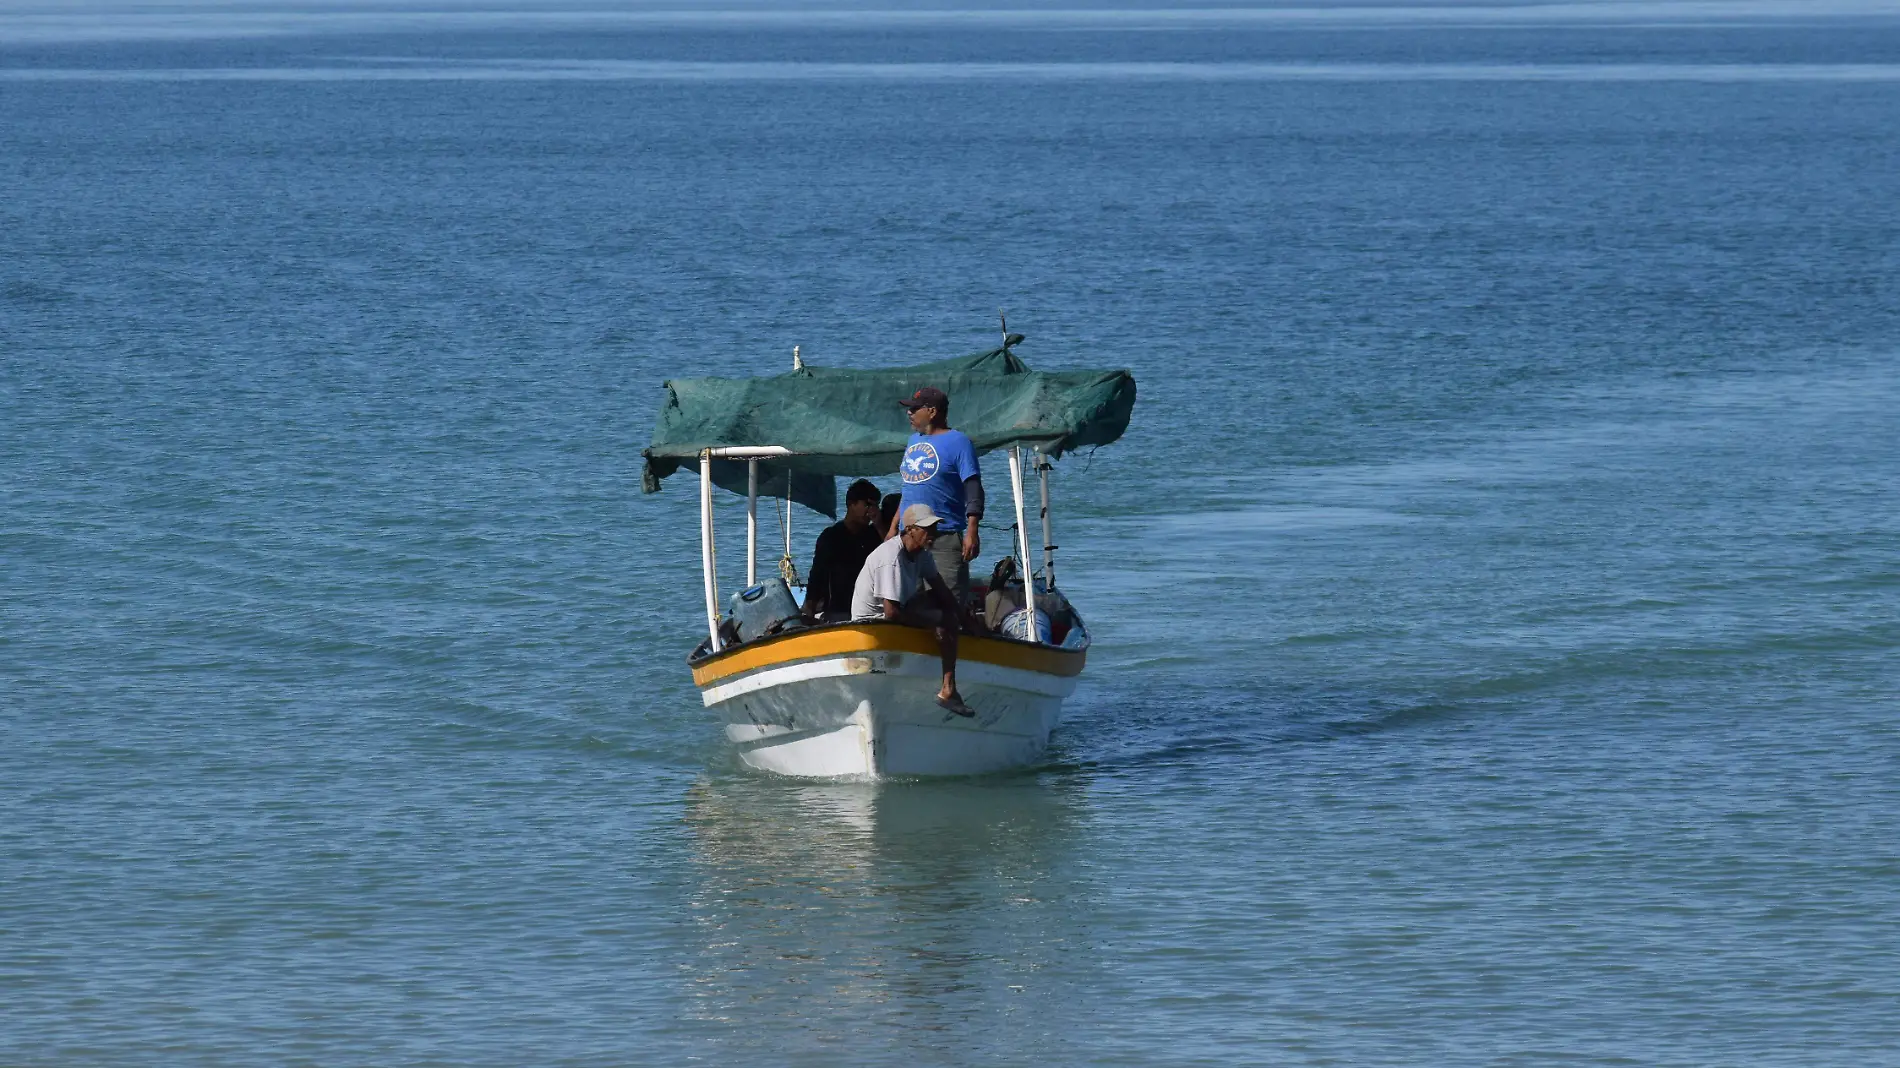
xmin=927 ymin=529 xmax=971 ymax=606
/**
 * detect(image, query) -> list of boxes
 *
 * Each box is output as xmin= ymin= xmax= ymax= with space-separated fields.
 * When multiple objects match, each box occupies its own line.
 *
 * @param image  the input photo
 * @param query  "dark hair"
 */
xmin=845 ymin=478 xmax=880 ymax=506
xmin=879 ymin=493 xmax=902 ymax=528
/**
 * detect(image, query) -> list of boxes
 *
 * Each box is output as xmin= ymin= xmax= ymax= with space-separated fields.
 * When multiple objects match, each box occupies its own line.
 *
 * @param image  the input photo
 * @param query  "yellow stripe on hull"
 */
xmin=690 ymin=622 xmax=1085 ymax=687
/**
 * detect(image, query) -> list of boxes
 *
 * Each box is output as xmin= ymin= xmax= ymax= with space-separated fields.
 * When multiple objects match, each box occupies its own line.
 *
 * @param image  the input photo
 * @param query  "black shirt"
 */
xmin=806 ymin=520 xmax=883 ymax=617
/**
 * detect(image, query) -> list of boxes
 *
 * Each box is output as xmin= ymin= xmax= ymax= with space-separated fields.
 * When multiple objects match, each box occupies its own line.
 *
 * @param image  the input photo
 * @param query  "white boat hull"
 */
xmin=701 ymin=643 xmax=1079 ymax=779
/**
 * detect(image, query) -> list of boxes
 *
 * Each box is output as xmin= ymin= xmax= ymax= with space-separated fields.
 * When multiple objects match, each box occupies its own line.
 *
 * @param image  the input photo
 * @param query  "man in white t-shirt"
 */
xmin=851 ymin=503 xmax=975 ymax=717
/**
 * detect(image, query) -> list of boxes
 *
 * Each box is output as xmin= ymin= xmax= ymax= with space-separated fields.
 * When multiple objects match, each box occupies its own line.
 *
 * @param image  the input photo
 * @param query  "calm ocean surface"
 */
xmin=5 ymin=3 xmax=1900 ymax=1064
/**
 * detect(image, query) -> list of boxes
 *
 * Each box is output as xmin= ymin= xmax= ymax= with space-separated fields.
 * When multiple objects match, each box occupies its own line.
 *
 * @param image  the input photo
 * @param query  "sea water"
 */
xmin=5 ymin=3 xmax=1900 ymax=1064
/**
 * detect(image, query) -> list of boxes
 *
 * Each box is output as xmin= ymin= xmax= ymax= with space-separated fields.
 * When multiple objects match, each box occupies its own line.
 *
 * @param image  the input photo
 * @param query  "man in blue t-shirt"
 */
xmin=896 ymin=386 xmax=985 ymax=607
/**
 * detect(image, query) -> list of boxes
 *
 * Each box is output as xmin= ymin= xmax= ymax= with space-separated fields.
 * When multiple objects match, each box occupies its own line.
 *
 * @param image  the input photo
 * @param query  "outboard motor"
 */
xmin=726 ymin=578 xmax=804 ymax=644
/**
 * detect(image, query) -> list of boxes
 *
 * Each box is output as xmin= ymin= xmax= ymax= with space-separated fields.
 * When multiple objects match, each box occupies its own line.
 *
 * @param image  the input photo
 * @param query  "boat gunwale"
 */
xmin=688 ymin=619 xmax=1085 ymax=687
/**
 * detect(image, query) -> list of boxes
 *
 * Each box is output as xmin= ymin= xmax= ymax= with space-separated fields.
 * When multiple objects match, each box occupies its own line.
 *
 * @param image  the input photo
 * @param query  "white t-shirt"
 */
xmin=850 ymin=536 xmax=940 ymax=621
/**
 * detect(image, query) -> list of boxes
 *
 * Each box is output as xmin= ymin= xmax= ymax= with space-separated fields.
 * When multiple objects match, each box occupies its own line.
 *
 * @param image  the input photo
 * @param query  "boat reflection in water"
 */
xmin=678 ymin=772 xmax=1100 ymax=1057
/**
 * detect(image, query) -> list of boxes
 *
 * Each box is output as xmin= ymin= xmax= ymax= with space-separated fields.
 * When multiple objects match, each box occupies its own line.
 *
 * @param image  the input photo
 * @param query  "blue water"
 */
xmin=6 ymin=3 xmax=1900 ymax=1064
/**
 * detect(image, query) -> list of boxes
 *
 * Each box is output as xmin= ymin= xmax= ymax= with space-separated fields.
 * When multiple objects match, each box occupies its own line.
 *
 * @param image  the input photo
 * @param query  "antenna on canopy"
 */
xmin=999 ymin=313 xmax=1024 ymax=351
xmin=792 ymin=345 xmax=804 ymax=371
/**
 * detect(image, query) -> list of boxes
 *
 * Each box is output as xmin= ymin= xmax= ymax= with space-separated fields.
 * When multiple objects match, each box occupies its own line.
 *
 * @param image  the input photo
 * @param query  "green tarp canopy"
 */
xmin=642 ymin=346 xmax=1137 ymax=517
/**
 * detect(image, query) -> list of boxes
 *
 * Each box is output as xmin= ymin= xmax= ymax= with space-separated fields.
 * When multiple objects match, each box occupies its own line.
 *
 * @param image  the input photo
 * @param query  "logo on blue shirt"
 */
xmin=901 ymin=441 xmax=940 ymax=484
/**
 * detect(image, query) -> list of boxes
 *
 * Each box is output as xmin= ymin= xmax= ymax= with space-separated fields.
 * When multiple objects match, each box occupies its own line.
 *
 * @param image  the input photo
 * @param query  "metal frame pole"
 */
xmin=746 ymin=458 xmax=758 ymax=587
xmin=1007 ymin=446 xmax=1038 ymax=643
xmin=700 ymin=450 xmax=722 ymax=651
xmin=1037 ymin=448 xmax=1055 ymax=590
xmin=782 ymin=470 xmax=794 ymax=582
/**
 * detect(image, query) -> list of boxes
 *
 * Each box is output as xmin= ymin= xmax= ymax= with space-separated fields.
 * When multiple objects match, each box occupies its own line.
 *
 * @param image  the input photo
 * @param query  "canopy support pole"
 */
xmin=700 ymin=450 xmax=721 ymax=652
xmin=1007 ymin=446 xmax=1038 ymax=643
xmin=746 ymin=459 xmax=758 ymax=587
xmin=1037 ymin=448 xmax=1055 ymax=590
xmin=782 ymin=470 xmax=794 ymax=584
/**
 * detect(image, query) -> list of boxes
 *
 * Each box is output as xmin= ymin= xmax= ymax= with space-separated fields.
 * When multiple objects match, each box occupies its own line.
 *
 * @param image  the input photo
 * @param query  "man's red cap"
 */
xmin=899 ymin=386 xmax=949 ymax=411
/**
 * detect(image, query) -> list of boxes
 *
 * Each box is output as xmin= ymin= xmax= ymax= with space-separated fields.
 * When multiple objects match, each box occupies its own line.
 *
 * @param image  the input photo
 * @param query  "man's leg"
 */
xmin=934 ymin=619 xmax=959 ymax=699
xmin=927 ymin=530 xmax=970 ymax=608
xmin=896 ymin=597 xmax=966 ymax=711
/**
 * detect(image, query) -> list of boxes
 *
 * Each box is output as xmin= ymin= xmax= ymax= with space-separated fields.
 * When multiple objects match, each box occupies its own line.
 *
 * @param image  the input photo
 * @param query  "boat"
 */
xmin=642 ymin=340 xmax=1136 ymax=778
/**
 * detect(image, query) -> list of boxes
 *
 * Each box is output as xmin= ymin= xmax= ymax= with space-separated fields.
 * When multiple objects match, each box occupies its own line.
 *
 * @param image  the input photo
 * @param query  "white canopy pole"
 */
xmin=1037 ymin=448 xmax=1055 ymax=590
xmin=695 ymin=445 xmax=799 ymax=589
xmin=782 ymin=469 xmax=794 ymax=583
xmin=746 ymin=458 xmax=758 ymax=587
xmin=705 ymin=446 xmax=794 ymax=459
xmin=1007 ymin=446 xmax=1038 ymax=643
xmin=700 ymin=450 xmax=722 ymax=651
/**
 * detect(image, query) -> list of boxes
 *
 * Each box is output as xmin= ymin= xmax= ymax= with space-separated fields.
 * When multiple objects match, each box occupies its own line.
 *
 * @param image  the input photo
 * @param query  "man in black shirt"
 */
xmin=802 ymin=479 xmax=884 ymax=623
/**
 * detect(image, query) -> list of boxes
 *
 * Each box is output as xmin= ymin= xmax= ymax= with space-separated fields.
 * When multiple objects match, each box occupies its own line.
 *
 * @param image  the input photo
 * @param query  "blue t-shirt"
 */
xmin=898 ymin=429 xmax=980 ymax=532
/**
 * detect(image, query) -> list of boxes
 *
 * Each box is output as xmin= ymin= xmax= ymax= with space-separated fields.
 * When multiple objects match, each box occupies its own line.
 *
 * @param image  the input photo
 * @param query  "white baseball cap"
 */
xmin=901 ymin=503 xmax=944 ymax=529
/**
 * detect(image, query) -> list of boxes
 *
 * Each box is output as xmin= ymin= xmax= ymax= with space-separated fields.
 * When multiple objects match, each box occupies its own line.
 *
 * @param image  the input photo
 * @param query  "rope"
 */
xmin=774 ymin=491 xmax=802 ymax=586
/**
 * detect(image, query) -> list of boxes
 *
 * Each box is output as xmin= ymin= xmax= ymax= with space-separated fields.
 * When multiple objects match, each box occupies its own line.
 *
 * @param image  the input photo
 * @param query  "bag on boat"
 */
xmin=999 ymin=607 xmax=1053 ymax=644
